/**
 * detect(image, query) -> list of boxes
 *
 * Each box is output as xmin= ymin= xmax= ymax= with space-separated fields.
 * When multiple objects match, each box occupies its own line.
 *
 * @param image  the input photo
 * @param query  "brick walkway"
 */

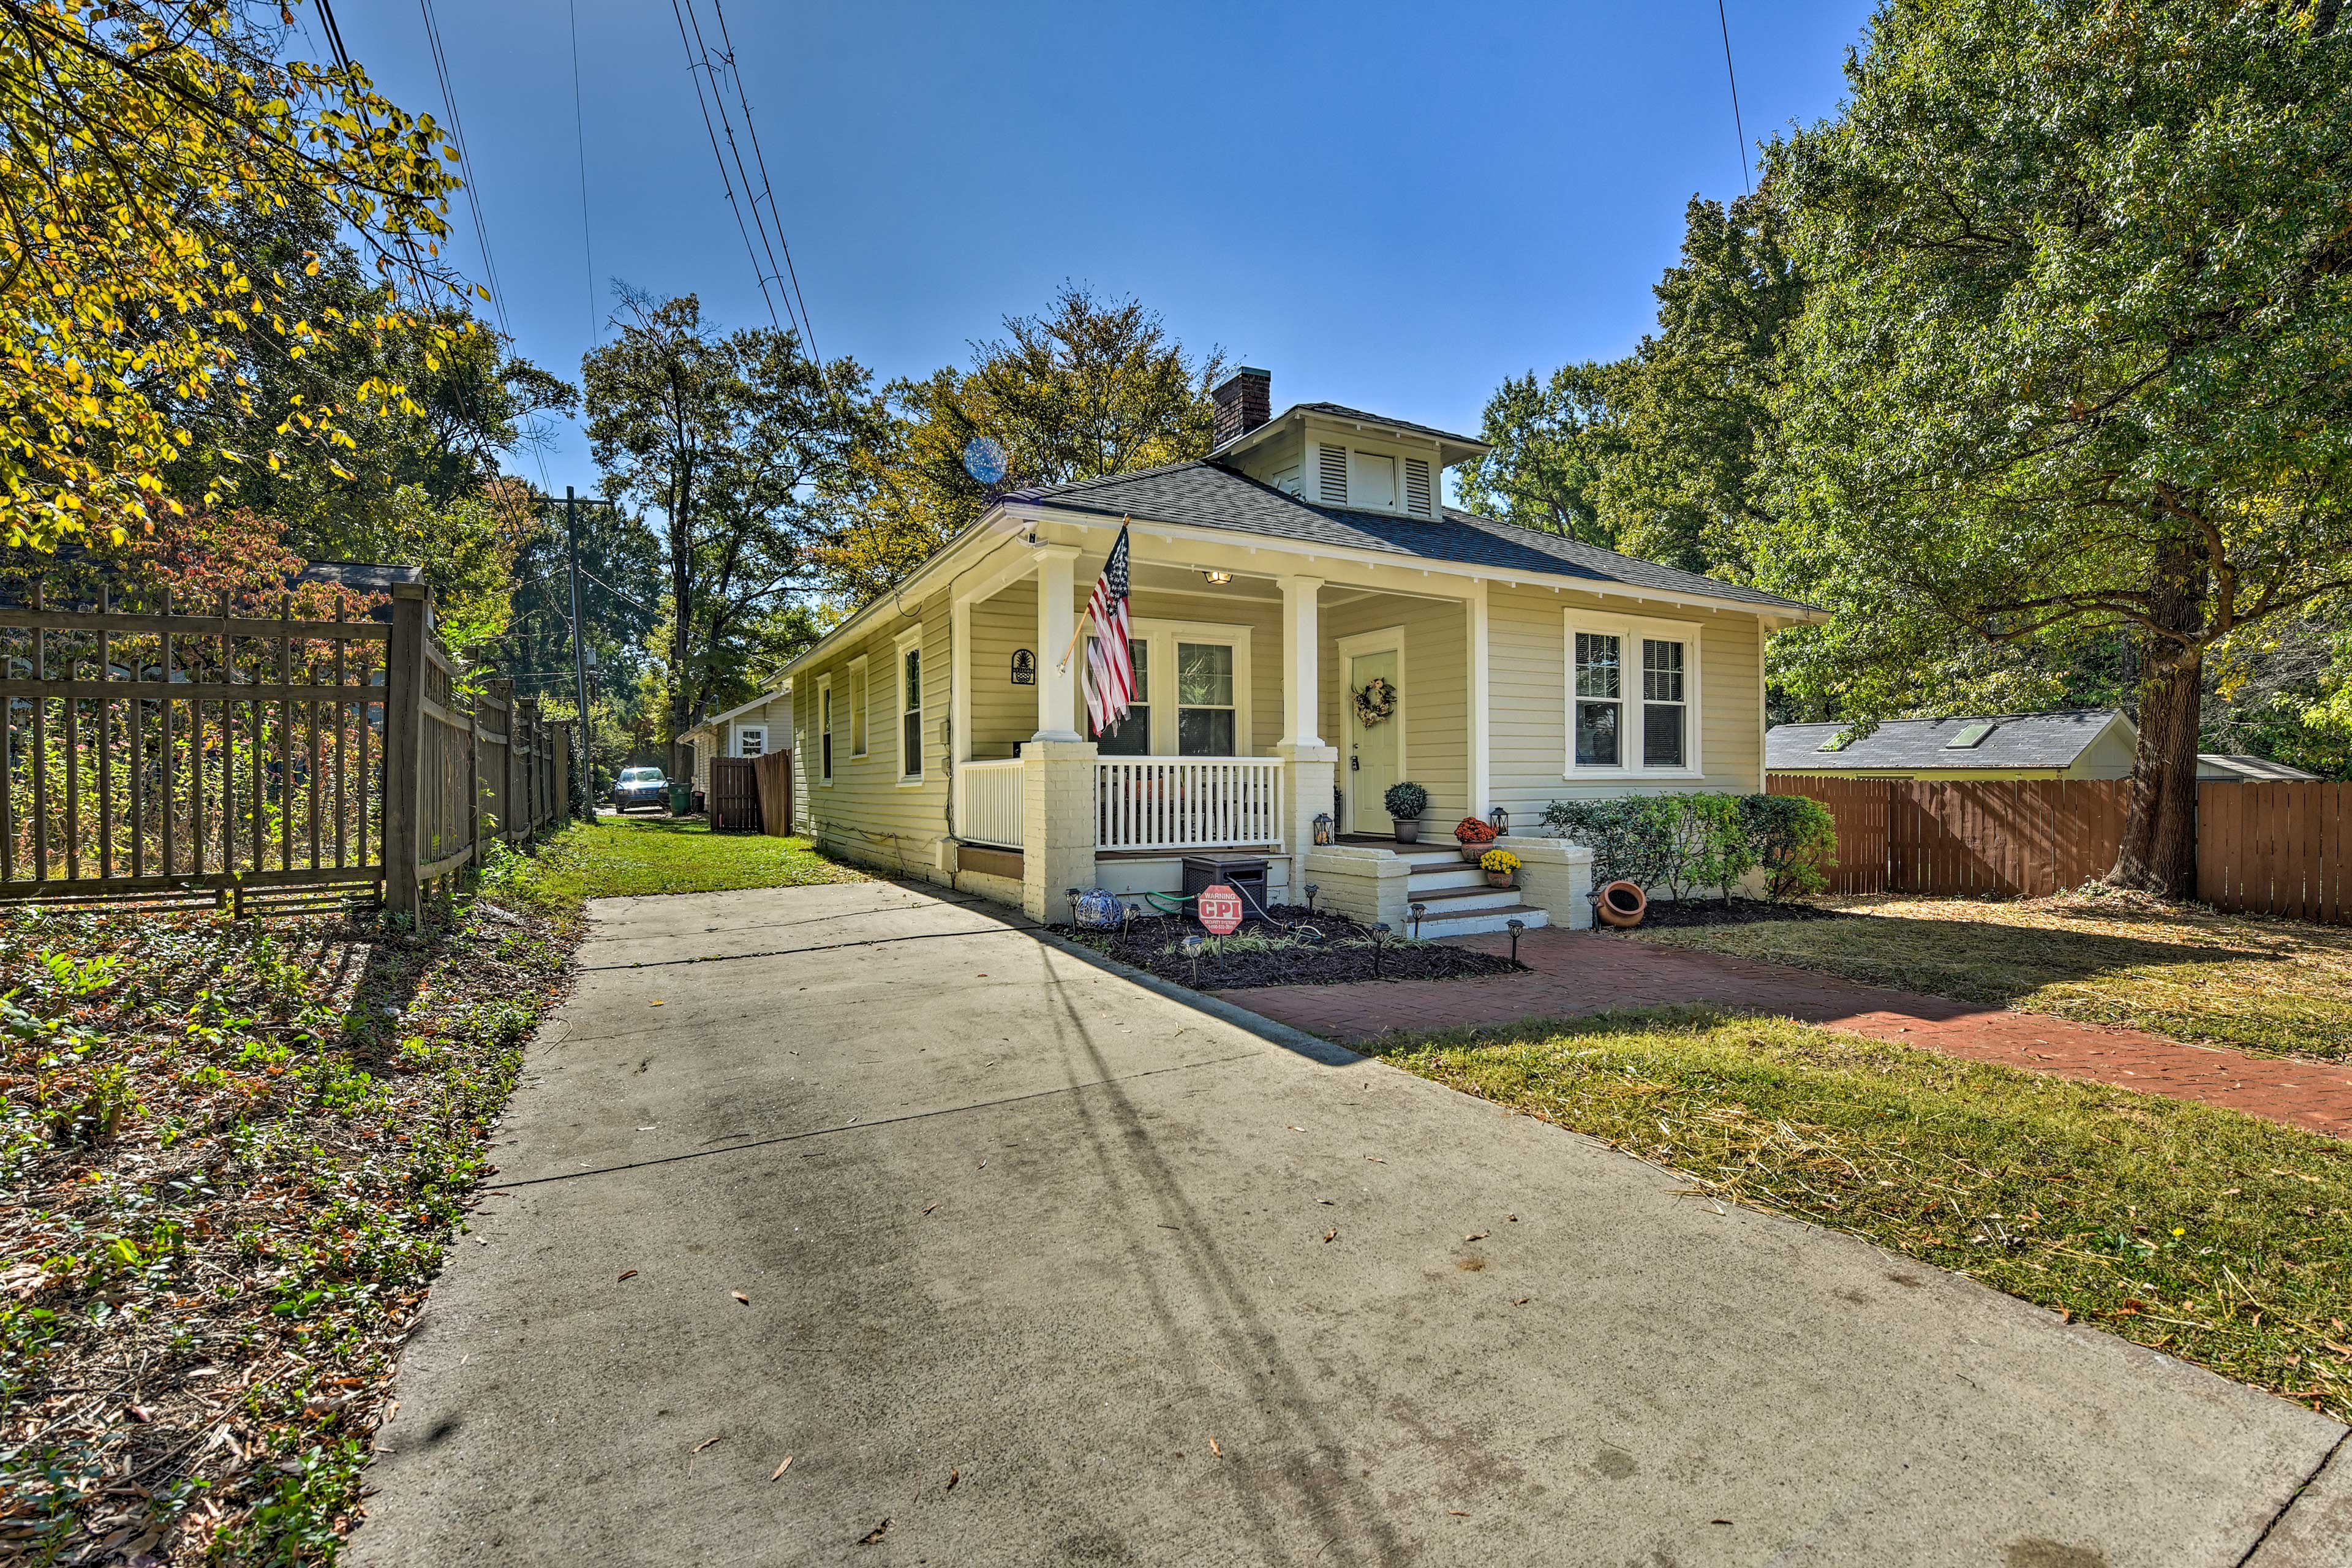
xmin=1222 ymin=926 xmax=2352 ymax=1141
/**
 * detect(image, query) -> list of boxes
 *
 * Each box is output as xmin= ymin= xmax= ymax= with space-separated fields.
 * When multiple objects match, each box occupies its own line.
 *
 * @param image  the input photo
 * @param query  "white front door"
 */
xmin=1345 ymin=645 xmax=1401 ymax=835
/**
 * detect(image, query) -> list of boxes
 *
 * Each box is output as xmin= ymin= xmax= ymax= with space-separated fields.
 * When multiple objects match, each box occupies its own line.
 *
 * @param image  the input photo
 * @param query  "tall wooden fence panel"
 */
xmin=753 ymin=749 xmax=794 ymax=838
xmin=1766 ymin=775 xmax=1888 ymax=894
xmin=709 ymin=756 xmax=761 ymax=832
xmin=1 ymin=580 xmax=570 ymax=920
xmin=1773 ymin=774 xmax=2346 ymax=923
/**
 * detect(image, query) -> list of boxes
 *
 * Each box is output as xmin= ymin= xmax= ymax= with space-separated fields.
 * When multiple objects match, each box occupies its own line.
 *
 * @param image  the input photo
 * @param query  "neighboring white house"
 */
xmin=780 ymin=369 xmax=1826 ymax=933
xmin=680 ymin=680 xmax=791 ymax=800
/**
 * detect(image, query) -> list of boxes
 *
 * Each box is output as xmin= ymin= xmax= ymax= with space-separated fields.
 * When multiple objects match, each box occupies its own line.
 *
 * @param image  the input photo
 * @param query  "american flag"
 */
xmin=1083 ymin=523 xmax=1135 ymax=736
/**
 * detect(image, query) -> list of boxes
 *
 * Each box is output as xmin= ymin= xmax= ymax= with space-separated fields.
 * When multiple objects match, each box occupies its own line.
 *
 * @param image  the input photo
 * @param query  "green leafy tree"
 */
xmin=1 ymin=0 xmax=475 ymax=549
xmin=1454 ymin=362 xmax=1617 ymax=545
xmin=820 ymin=285 xmax=1224 ymax=603
xmin=1758 ymin=0 xmax=2352 ymax=894
xmin=583 ymin=292 xmax=876 ymax=772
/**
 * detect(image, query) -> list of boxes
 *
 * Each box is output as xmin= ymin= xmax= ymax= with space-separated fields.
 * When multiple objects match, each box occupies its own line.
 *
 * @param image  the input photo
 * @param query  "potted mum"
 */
xmin=1382 ymin=781 xmax=1429 ymax=843
xmin=1453 ymin=815 xmax=1498 ymax=863
xmin=1480 ymin=847 xmax=1521 ymax=889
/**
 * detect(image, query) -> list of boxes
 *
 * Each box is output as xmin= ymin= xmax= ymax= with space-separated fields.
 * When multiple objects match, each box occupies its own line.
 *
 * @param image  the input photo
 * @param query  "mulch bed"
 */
xmin=1058 ymin=907 xmax=1525 ymax=990
xmin=1624 ymin=898 xmax=1853 ymax=930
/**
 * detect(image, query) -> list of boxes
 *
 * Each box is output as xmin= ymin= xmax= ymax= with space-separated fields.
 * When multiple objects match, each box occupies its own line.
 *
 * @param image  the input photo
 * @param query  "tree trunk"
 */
xmin=2108 ymin=536 xmax=2206 ymax=897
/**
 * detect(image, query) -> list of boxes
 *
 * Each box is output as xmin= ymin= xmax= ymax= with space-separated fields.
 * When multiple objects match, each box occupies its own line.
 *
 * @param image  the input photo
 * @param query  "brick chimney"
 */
xmin=1212 ymin=368 xmax=1272 ymax=447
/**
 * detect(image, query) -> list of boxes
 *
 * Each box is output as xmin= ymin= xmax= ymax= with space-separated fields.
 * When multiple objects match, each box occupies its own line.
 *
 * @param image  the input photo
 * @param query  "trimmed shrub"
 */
xmin=1542 ymin=791 xmax=1836 ymax=902
xmin=1740 ymin=793 xmax=1839 ymax=899
xmin=1382 ymin=781 xmax=1429 ymax=820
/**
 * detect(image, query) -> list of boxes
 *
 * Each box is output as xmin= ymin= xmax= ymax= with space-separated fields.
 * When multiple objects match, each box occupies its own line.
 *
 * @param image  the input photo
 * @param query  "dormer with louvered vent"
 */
xmin=1210 ymin=375 xmax=1488 ymax=522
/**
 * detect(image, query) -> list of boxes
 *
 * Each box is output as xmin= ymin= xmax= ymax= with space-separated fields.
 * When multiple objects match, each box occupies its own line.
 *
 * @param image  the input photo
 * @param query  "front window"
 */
xmin=1574 ymin=631 xmax=1621 ymax=767
xmin=900 ymin=646 xmax=923 ymax=778
xmin=1088 ymin=636 xmax=1151 ymax=756
xmin=1175 ymin=641 xmax=1236 ymax=756
xmin=1642 ymin=639 xmax=1685 ymax=768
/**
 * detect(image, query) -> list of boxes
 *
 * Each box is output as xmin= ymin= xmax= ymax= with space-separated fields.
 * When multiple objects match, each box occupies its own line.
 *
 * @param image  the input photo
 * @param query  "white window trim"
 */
xmin=1561 ymin=609 xmax=1704 ymax=780
xmin=895 ymin=627 xmax=925 ymax=785
xmin=733 ymin=723 xmax=767 ymax=759
xmin=816 ymin=675 xmax=835 ymax=786
xmin=1103 ymin=617 xmax=1253 ymax=757
xmin=846 ymin=655 xmax=870 ymax=758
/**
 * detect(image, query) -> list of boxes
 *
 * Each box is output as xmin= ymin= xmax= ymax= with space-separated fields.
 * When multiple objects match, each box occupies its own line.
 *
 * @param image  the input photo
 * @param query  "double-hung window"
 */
xmin=847 ymin=658 xmax=869 ymax=757
xmin=1573 ymin=631 xmax=1621 ymax=767
xmin=1087 ymin=636 xmax=1151 ymax=756
xmin=1175 ymin=641 xmax=1236 ymax=756
xmin=736 ymin=724 xmax=766 ymax=760
xmin=1641 ymin=639 xmax=1686 ymax=768
xmin=818 ymin=680 xmax=834 ymax=784
xmin=1564 ymin=614 xmax=1700 ymax=776
xmin=898 ymin=633 xmax=924 ymax=782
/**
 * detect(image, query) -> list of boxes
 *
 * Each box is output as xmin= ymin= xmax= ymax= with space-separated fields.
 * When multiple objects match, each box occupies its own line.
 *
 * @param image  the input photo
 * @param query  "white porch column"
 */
xmin=1467 ymin=580 xmax=1491 ymax=816
xmin=1278 ymin=575 xmax=1325 ymax=747
xmin=1032 ymin=543 xmax=1082 ymax=742
xmin=1273 ymin=573 xmax=1336 ymax=890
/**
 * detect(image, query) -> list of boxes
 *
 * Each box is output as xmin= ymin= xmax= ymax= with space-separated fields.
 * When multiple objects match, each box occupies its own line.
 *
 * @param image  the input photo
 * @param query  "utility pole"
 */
xmin=565 ymin=486 xmax=594 ymax=810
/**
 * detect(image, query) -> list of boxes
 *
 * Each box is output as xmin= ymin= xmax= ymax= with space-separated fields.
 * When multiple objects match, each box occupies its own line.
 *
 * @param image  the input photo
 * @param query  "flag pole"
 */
xmin=1054 ymin=516 xmax=1126 ymax=673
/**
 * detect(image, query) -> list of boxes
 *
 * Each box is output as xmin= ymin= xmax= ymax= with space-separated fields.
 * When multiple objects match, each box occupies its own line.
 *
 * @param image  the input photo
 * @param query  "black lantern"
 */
xmin=1312 ymin=812 xmax=1334 ymax=846
xmin=1488 ymin=805 xmax=1510 ymax=836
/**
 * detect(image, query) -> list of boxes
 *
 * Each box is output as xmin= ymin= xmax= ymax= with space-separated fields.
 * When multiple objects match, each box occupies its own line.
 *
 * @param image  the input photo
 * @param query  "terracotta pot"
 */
xmin=1485 ymin=870 xmax=1515 ymax=889
xmin=1458 ymin=841 xmax=1488 ymax=862
xmin=1393 ymin=819 xmax=1420 ymax=843
xmin=1595 ymin=878 xmax=1648 ymax=927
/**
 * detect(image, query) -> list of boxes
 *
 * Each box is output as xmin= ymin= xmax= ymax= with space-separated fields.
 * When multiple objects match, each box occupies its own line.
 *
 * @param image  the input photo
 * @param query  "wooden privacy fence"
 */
xmin=0 ymin=580 xmax=569 ymax=919
xmin=1769 ymin=775 xmax=2351 ymax=924
xmin=752 ymin=749 xmax=793 ymax=837
xmin=708 ymin=756 xmax=761 ymax=832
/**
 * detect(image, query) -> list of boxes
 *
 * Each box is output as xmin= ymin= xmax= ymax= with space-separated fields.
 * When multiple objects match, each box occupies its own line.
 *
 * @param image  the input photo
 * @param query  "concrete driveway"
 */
xmin=355 ymin=881 xmax=2348 ymax=1567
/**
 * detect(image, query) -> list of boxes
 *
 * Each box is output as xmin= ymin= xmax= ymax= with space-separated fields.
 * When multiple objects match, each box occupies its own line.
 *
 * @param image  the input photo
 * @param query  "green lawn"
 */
xmin=479 ymin=813 xmax=863 ymax=920
xmin=1635 ymin=891 xmax=2352 ymax=1061
xmin=1370 ymin=1007 xmax=2352 ymax=1423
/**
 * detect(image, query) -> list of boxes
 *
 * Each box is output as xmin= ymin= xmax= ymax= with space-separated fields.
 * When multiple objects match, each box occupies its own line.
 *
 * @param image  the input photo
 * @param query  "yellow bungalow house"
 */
xmin=780 ymin=370 xmax=1827 ymax=933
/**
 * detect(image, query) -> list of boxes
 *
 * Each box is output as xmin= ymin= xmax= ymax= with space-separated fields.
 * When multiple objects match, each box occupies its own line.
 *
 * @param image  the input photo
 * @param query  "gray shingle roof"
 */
xmin=2199 ymin=753 xmax=2321 ymax=782
xmin=1287 ymin=402 xmax=1486 ymax=449
xmin=1769 ymin=710 xmax=2125 ymax=771
xmin=1030 ymin=460 xmax=1816 ymax=612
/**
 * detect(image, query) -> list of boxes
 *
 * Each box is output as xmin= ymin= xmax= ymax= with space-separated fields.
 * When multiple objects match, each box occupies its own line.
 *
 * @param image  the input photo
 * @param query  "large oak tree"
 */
xmin=1757 ymin=0 xmax=2352 ymax=894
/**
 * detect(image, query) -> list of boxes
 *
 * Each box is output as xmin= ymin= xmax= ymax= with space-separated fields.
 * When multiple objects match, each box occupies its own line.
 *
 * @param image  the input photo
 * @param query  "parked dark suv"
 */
xmin=611 ymin=766 xmax=668 ymax=813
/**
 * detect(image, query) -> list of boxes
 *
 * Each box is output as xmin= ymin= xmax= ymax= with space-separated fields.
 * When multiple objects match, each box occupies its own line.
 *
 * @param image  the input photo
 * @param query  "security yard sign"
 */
xmin=1196 ymin=884 xmax=1244 ymax=935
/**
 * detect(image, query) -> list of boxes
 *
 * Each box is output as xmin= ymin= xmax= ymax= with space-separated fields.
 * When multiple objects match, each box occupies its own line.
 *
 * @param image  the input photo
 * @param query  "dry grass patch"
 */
xmin=1370 ymin=1008 xmax=2352 ymax=1423
xmin=1634 ymin=889 xmax=2352 ymax=1061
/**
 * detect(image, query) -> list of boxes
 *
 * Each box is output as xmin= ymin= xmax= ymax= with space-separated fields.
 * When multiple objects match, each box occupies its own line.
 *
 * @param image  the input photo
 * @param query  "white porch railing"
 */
xmin=1096 ymin=756 xmax=1283 ymax=853
xmin=957 ymin=757 xmax=1025 ymax=848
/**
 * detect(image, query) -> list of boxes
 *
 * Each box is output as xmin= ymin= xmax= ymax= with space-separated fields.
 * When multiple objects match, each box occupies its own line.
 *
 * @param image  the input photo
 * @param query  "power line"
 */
xmin=1716 ymin=0 xmax=1752 ymax=195
xmin=568 ymin=0 xmax=598 ymax=345
xmin=668 ymin=0 xmax=818 ymax=355
xmin=708 ymin=0 xmax=817 ymax=361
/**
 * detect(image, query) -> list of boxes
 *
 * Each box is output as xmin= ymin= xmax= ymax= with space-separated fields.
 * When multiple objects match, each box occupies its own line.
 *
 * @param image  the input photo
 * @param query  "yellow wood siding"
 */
xmin=793 ymin=592 xmax=953 ymax=880
xmin=1321 ymin=595 xmax=1469 ymax=826
xmin=1486 ymin=582 xmax=1763 ymax=821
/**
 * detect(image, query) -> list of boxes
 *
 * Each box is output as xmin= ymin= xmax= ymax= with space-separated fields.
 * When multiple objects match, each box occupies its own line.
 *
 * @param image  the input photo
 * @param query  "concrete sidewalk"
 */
xmin=355 ymin=881 xmax=2347 ymax=1567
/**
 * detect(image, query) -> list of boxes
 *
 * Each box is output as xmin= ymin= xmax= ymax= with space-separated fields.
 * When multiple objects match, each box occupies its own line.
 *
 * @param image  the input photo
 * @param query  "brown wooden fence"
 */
xmin=708 ymin=756 xmax=761 ymax=832
xmin=0 ymin=580 xmax=568 ymax=920
xmin=1769 ymin=775 xmax=2350 ymax=923
xmin=753 ymin=748 xmax=793 ymax=838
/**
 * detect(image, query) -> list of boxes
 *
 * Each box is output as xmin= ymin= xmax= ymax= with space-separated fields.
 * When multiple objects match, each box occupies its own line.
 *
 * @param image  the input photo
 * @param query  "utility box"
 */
xmin=1182 ymin=854 xmax=1269 ymax=920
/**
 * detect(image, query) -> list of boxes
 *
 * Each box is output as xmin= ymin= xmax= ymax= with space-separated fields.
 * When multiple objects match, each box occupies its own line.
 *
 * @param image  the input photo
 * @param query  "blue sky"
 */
xmin=325 ymin=1 xmax=1877 ymax=497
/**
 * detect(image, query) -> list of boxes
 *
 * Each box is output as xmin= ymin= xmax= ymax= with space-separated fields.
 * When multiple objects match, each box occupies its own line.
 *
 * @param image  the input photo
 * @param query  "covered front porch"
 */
xmin=943 ymin=530 xmax=1572 ymax=930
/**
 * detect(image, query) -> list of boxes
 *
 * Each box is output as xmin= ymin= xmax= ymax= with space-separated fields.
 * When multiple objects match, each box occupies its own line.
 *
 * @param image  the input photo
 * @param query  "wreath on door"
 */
xmin=1352 ymin=675 xmax=1397 ymax=726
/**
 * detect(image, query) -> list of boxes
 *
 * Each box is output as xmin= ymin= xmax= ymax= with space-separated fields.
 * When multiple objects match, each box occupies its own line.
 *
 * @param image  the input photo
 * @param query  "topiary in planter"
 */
xmin=1383 ymin=781 xmax=1429 ymax=843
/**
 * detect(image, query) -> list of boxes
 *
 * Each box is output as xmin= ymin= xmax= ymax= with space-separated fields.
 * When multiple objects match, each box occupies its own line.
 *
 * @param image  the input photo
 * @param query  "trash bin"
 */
xmin=669 ymin=781 xmax=693 ymax=816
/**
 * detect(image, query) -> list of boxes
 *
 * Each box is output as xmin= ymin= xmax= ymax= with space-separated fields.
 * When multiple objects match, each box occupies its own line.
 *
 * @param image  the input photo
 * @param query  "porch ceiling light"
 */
xmin=1202 ymin=570 xmax=1233 ymax=586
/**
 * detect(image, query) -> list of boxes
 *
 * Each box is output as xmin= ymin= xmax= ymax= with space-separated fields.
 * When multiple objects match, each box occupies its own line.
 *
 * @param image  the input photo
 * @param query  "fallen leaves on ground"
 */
xmin=859 ymin=1518 xmax=891 ymax=1545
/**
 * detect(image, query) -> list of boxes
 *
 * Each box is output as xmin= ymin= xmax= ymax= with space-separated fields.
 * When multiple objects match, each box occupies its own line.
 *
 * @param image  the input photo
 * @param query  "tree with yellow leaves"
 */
xmin=1 ymin=0 xmax=475 ymax=549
